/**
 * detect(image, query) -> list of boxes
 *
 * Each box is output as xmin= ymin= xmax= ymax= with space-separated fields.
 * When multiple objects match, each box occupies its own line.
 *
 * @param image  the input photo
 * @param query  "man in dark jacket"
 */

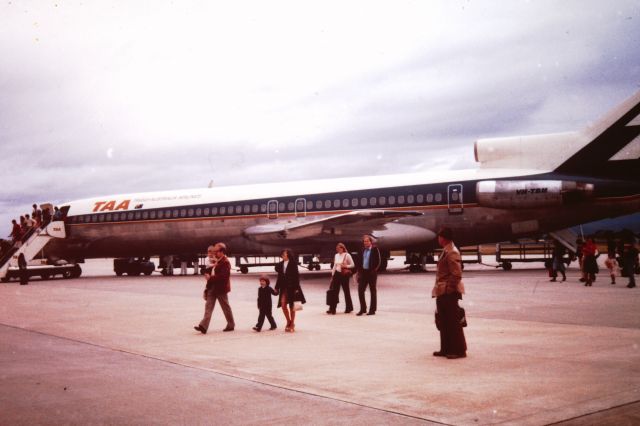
xmin=194 ymin=243 xmax=235 ymax=333
xmin=356 ymin=234 xmax=381 ymax=316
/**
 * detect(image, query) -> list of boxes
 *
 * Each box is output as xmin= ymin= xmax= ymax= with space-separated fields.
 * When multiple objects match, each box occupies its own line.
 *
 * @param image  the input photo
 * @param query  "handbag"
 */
xmin=339 ymin=267 xmax=353 ymax=277
xmin=293 ymin=301 xmax=303 ymax=311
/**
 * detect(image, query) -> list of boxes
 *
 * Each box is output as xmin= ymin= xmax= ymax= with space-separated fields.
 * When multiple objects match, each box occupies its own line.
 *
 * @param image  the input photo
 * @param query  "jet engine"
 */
xmin=476 ymin=180 xmax=594 ymax=209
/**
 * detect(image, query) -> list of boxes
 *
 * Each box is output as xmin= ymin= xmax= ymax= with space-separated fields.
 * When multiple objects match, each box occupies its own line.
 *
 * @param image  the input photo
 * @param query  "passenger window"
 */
xmin=158 ymin=210 xmax=164 ymax=219
xmin=220 ymin=207 xmax=226 ymax=215
xmin=296 ymin=200 xmax=304 ymax=211
xmin=244 ymin=205 xmax=250 ymax=214
xmin=142 ymin=211 xmax=148 ymax=219
xmin=98 ymin=214 xmax=105 ymax=222
xmin=426 ymin=194 xmax=434 ymax=203
xmin=324 ymin=200 xmax=332 ymax=209
xmin=435 ymin=193 xmax=442 ymax=202
xmin=128 ymin=212 xmax=134 ymax=220
xmin=135 ymin=212 xmax=141 ymax=220
xmin=261 ymin=204 xmax=267 ymax=213
xmin=165 ymin=209 xmax=171 ymax=218
xmin=106 ymin=213 xmax=112 ymax=221
xmin=150 ymin=211 xmax=156 ymax=219
xmin=316 ymin=200 xmax=323 ymax=210
xmin=288 ymin=202 xmax=294 ymax=211
xmin=211 ymin=207 xmax=218 ymax=215
xmin=180 ymin=209 xmax=186 ymax=217
xmin=187 ymin=208 xmax=194 ymax=217
xmin=389 ymin=195 xmax=396 ymax=205
xmin=416 ymin=194 xmax=424 ymax=203
xmin=398 ymin=195 xmax=405 ymax=204
xmin=369 ymin=197 xmax=377 ymax=206
xmin=252 ymin=205 xmax=258 ymax=213
xmin=204 ymin=207 xmax=211 ymax=216
xmin=451 ymin=192 xmax=459 ymax=201
xmin=195 ymin=208 xmax=202 ymax=216
xmin=379 ymin=196 xmax=386 ymax=206
xmin=342 ymin=199 xmax=349 ymax=208
xmin=352 ymin=198 xmax=358 ymax=207
xmin=268 ymin=203 xmax=276 ymax=213
xmin=279 ymin=203 xmax=285 ymax=212
xmin=407 ymin=194 xmax=414 ymax=204
xmin=333 ymin=199 xmax=340 ymax=209
xmin=92 ymin=215 xmax=97 ymax=222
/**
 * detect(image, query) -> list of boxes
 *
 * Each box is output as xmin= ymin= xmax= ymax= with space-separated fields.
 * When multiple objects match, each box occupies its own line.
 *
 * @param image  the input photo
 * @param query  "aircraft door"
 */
xmin=294 ymin=198 xmax=306 ymax=217
xmin=267 ymin=200 xmax=278 ymax=219
xmin=447 ymin=184 xmax=463 ymax=214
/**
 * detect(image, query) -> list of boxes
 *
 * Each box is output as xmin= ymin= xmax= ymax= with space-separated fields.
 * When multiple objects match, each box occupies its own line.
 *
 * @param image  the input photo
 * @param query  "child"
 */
xmin=604 ymin=252 xmax=620 ymax=285
xmin=253 ymin=275 xmax=278 ymax=332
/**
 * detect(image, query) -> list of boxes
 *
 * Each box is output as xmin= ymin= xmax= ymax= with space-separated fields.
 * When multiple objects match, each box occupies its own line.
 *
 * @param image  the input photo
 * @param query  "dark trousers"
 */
xmin=436 ymin=293 xmax=467 ymax=356
xmin=625 ymin=261 xmax=636 ymax=286
xmin=358 ymin=270 xmax=377 ymax=314
xmin=256 ymin=307 xmax=277 ymax=329
xmin=328 ymin=273 xmax=354 ymax=313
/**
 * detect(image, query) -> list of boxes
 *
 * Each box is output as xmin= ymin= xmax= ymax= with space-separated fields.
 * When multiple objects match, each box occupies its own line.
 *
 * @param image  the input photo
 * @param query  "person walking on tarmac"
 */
xmin=432 ymin=227 xmax=467 ymax=359
xmin=18 ymin=253 xmax=28 ymax=285
xmin=356 ymin=235 xmax=381 ymax=316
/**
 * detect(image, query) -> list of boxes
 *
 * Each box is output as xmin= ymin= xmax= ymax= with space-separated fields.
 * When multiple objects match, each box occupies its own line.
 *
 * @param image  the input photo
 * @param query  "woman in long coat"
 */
xmin=582 ymin=238 xmax=599 ymax=287
xmin=275 ymin=248 xmax=306 ymax=332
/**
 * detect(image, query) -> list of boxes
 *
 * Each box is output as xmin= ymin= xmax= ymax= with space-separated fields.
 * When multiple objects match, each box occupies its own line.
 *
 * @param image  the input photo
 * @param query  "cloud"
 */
xmin=1 ymin=0 xmax=640 ymax=229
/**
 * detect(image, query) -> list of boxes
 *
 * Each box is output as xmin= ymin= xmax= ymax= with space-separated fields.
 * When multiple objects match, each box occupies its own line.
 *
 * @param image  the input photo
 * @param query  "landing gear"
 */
xmin=501 ymin=261 xmax=513 ymax=271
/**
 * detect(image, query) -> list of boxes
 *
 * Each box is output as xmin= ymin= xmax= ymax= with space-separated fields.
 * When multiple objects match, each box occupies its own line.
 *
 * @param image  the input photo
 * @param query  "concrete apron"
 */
xmin=1 ymin=280 xmax=639 ymax=425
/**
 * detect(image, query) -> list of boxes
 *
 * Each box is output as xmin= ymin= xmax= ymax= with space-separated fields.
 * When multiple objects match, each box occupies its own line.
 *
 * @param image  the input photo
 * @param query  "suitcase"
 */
xmin=326 ymin=289 xmax=339 ymax=306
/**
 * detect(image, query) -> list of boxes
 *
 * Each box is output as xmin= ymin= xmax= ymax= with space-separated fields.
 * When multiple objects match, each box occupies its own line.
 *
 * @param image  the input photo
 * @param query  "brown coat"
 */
xmin=432 ymin=242 xmax=465 ymax=298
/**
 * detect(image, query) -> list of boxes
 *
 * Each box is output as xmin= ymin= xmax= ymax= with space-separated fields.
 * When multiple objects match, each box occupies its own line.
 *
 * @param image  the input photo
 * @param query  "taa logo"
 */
xmin=92 ymin=200 xmax=131 ymax=212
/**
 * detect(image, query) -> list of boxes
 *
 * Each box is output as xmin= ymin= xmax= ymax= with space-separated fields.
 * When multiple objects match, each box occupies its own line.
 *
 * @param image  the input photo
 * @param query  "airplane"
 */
xmin=2 ymin=89 xmax=640 ymax=278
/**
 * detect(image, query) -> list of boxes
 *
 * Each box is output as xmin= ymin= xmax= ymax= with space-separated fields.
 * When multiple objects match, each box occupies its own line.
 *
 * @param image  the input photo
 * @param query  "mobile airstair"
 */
xmin=0 ymin=221 xmax=66 ymax=280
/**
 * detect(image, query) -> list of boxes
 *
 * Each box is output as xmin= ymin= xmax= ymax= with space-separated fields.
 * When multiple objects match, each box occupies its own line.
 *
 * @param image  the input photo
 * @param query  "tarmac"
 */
xmin=1 ymin=258 xmax=639 ymax=425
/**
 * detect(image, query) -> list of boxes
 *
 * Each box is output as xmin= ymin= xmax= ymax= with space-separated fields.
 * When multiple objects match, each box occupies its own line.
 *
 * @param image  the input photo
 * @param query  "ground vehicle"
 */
xmin=113 ymin=258 xmax=155 ymax=276
xmin=1 ymin=264 xmax=82 ymax=282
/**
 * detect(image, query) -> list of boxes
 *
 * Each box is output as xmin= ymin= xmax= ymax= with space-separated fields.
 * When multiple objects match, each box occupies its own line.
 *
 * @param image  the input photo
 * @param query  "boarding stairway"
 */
xmin=549 ymin=228 xmax=578 ymax=254
xmin=0 ymin=221 xmax=66 ymax=280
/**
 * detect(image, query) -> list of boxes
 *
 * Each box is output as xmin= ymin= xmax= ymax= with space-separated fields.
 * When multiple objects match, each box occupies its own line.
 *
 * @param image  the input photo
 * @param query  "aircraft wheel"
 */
xmin=144 ymin=270 xmax=152 ymax=276
xmin=129 ymin=271 xmax=141 ymax=276
xmin=240 ymin=266 xmax=249 ymax=274
xmin=62 ymin=270 xmax=73 ymax=279
xmin=41 ymin=272 xmax=51 ymax=280
xmin=116 ymin=271 xmax=124 ymax=276
xmin=502 ymin=261 xmax=513 ymax=271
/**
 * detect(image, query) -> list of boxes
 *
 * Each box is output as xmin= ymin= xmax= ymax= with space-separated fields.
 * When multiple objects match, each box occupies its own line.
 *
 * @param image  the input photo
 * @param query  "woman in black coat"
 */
xmin=274 ymin=248 xmax=306 ymax=332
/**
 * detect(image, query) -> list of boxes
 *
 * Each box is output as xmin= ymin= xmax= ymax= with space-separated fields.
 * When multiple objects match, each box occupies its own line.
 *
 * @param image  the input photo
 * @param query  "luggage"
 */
xmin=326 ymin=288 xmax=339 ymax=306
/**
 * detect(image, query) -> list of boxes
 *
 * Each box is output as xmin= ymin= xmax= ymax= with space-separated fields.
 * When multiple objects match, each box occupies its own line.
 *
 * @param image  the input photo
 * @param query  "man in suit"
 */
xmin=194 ymin=243 xmax=235 ymax=333
xmin=356 ymin=234 xmax=381 ymax=316
xmin=432 ymin=227 xmax=467 ymax=359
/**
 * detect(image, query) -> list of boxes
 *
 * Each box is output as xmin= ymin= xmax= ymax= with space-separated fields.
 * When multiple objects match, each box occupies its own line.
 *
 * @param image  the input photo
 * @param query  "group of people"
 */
xmin=193 ymin=228 xmax=468 ymax=360
xmin=550 ymin=236 xmax=639 ymax=288
xmin=194 ymin=243 xmax=306 ymax=334
xmin=8 ymin=204 xmax=62 ymax=244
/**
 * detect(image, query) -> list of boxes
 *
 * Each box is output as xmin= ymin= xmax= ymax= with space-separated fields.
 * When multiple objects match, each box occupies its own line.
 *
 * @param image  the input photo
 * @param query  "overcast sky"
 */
xmin=1 ymin=0 xmax=640 ymax=228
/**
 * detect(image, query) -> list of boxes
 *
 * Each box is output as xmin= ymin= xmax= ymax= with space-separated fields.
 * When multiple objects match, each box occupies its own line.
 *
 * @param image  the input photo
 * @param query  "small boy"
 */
xmin=253 ymin=275 xmax=277 ymax=332
xmin=604 ymin=252 xmax=620 ymax=285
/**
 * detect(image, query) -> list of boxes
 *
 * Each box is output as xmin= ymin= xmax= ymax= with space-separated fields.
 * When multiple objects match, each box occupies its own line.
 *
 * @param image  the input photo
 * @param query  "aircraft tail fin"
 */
xmin=554 ymin=90 xmax=640 ymax=180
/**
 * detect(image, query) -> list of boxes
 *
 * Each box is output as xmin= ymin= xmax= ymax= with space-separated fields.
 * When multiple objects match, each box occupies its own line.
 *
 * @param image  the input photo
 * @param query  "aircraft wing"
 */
xmin=243 ymin=210 xmax=422 ymax=242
